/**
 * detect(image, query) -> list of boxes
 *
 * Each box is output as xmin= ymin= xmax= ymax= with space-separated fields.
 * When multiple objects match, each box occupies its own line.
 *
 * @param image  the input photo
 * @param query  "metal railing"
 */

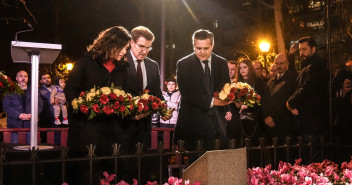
xmin=0 ymin=129 xmax=352 ymax=185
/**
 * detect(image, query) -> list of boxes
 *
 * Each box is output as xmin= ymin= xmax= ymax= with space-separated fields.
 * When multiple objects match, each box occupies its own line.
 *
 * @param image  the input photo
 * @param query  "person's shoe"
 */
xmin=54 ymin=119 xmax=61 ymax=125
xmin=62 ymin=119 xmax=68 ymax=125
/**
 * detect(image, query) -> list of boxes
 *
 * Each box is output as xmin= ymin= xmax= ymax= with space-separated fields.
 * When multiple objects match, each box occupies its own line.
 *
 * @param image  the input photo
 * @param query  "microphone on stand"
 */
xmin=15 ymin=21 xmax=34 ymax=41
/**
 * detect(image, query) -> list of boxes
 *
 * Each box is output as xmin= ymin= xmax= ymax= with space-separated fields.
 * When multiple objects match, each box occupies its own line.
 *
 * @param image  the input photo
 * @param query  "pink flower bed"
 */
xmin=247 ymin=158 xmax=352 ymax=185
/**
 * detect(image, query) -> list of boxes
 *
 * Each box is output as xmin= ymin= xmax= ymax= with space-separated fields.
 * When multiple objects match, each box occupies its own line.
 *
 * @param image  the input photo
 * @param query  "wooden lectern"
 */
xmin=11 ymin=41 xmax=62 ymax=150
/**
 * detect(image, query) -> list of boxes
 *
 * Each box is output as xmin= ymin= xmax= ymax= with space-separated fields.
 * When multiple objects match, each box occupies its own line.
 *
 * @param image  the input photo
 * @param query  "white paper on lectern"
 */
xmin=11 ymin=41 xmax=62 ymax=64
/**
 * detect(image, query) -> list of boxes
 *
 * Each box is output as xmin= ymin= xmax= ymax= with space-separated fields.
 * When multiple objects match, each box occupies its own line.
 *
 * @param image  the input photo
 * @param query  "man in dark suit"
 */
xmin=120 ymin=26 xmax=170 ymax=182
xmin=123 ymin=26 xmax=168 ymax=149
xmin=38 ymin=71 xmax=55 ymax=128
xmin=262 ymin=53 xmax=298 ymax=142
xmin=174 ymin=29 xmax=231 ymax=153
xmin=286 ymin=36 xmax=329 ymax=163
xmin=3 ymin=70 xmax=43 ymax=143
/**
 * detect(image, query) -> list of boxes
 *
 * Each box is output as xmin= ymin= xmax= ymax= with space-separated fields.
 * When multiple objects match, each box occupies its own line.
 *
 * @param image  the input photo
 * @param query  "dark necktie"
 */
xmin=203 ymin=60 xmax=211 ymax=91
xmin=136 ymin=60 xmax=143 ymax=92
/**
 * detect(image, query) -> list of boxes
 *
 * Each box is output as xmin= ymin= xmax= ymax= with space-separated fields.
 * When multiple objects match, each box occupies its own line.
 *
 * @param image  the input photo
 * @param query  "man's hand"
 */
xmin=213 ymin=97 xmax=232 ymax=106
xmin=289 ymin=42 xmax=299 ymax=54
xmin=225 ymin=111 xmax=232 ymax=121
xmin=19 ymin=114 xmax=31 ymax=120
xmin=286 ymin=101 xmax=299 ymax=115
xmin=264 ymin=116 xmax=275 ymax=127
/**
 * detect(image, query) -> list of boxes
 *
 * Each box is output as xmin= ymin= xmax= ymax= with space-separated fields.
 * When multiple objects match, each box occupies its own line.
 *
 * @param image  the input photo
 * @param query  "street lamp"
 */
xmin=66 ymin=63 xmax=73 ymax=71
xmin=259 ymin=41 xmax=270 ymax=68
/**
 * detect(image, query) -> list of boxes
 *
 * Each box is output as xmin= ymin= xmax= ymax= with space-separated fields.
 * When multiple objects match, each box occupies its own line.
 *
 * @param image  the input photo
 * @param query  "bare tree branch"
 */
xmin=19 ymin=0 xmax=37 ymax=23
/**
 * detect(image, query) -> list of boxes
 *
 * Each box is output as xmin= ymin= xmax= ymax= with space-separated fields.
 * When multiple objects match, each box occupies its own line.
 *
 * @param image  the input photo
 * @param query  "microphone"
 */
xmin=15 ymin=21 xmax=34 ymax=41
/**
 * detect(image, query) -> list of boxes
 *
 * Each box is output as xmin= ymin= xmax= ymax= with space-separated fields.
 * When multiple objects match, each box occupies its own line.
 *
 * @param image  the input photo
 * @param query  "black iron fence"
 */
xmin=1 ymin=135 xmax=352 ymax=185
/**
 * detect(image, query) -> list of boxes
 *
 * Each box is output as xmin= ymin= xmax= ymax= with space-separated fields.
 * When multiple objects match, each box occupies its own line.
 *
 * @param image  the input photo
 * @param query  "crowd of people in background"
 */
xmin=1 ymin=25 xmax=352 ymax=184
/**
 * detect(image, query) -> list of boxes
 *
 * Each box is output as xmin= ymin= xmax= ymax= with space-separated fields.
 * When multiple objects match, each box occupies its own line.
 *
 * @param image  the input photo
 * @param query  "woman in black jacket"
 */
xmin=64 ymin=26 xmax=131 ymax=185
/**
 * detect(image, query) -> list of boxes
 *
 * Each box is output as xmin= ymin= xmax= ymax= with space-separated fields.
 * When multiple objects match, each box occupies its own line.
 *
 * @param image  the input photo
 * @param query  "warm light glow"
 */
xmin=259 ymin=42 xmax=270 ymax=52
xmin=66 ymin=63 xmax=73 ymax=71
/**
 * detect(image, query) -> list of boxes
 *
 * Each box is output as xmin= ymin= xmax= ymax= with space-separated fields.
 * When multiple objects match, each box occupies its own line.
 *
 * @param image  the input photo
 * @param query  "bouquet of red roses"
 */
xmin=214 ymin=82 xmax=261 ymax=107
xmin=71 ymin=84 xmax=133 ymax=120
xmin=0 ymin=71 xmax=23 ymax=96
xmin=132 ymin=89 xmax=173 ymax=117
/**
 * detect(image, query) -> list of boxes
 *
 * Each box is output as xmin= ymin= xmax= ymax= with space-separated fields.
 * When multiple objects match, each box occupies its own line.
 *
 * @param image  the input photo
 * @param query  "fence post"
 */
xmin=297 ymin=136 xmax=303 ymax=160
xmin=272 ymin=137 xmax=278 ymax=168
xmin=285 ymin=137 xmax=291 ymax=162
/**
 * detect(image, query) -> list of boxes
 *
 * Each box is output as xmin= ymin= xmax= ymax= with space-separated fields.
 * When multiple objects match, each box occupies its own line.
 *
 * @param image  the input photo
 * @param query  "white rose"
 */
xmin=90 ymin=88 xmax=96 ymax=93
xmin=71 ymin=99 xmax=78 ymax=109
xmin=100 ymin=87 xmax=111 ymax=94
xmin=86 ymin=92 xmax=95 ymax=101
xmin=141 ymin=93 xmax=150 ymax=100
xmin=219 ymin=91 xmax=227 ymax=100
xmin=235 ymin=82 xmax=243 ymax=89
xmin=77 ymin=97 xmax=83 ymax=104
xmin=223 ymin=83 xmax=231 ymax=94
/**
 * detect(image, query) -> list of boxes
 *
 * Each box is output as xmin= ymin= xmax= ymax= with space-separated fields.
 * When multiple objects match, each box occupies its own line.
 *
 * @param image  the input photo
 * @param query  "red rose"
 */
xmin=79 ymin=91 xmax=85 ymax=97
xmin=2 ymin=76 xmax=6 ymax=81
xmin=239 ymin=88 xmax=248 ymax=97
xmin=113 ymin=101 xmax=120 ymax=109
xmin=230 ymin=87 xmax=237 ymax=93
xmin=0 ymin=81 xmax=3 ymax=88
xmin=227 ymin=93 xmax=235 ymax=101
xmin=143 ymin=89 xmax=150 ymax=94
xmin=109 ymin=93 xmax=117 ymax=100
xmin=92 ymin=104 xmax=101 ymax=113
xmin=80 ymin=105 xmax=89 ymax=114
xmin=151 ymin=102 xmax=159 ymax=110
xmin=138 ymin=103 xmax=143 ymax=112
xmin=143 ymin=103 xmax=149 ymax=111
xmin=130 ymin=103 xmax=133 ymax=111
xmin=257 ymin=95 xmax=261 ymax=102
xmin=127 ymin=95 xmax=132 ymax=102
xmin=118 ymin=95 xmax=124 ymax=102
xmin=100 ymin=94 xmax=109 ymax=104
xmin=119 ymin=105 xmax=126 ymax=112
xmin=7 ymin=77 xmax=11 ymax=83
xmin=162 ymin=102 xmax=167 ymax=109
xmin=214 ymin=92 xmax=219 ymax=98
xmin=9 ymin=82 xmax=14 ymax=90
xmin=103 ymin=105 xmax=114 ymax=115
xmin=248 ymin=92 xmax=253 ymax=100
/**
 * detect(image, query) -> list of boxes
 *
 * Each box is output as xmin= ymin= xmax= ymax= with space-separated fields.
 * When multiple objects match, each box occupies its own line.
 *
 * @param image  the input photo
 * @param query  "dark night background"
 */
xmin=1 ymin=0 xmax=352 ymax=81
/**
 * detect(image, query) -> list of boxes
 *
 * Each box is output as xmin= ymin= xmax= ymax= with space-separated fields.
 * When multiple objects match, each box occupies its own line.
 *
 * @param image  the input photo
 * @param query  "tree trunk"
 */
xmin=274 ymin=0 xmax=285 ymax=53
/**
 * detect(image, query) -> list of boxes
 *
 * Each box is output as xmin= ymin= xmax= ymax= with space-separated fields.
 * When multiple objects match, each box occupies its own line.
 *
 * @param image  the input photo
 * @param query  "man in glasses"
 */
xmin=121 ymin=26 xmax=166 ymax=183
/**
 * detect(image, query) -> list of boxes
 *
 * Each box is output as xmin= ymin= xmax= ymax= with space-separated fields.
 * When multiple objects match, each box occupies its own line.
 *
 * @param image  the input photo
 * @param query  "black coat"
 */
xmin=174 ymin=53 xmax=230 ymax=145
xmin=39 ymin=85 xmax=55 ymax=127
xmin=262 ymin=69 xmax=298 ymax=138
xmin=64 ymin=53 xmax=129 ymax=156
xmin=125 ymin=51 xmax=163 ymax=99
xmin=287 ymin=54 xmax=329 ymax=134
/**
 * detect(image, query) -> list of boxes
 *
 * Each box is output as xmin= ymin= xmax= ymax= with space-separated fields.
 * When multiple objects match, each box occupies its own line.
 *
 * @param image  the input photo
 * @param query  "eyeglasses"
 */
xmin=135 ymin=43 xmax=152 ymax=51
